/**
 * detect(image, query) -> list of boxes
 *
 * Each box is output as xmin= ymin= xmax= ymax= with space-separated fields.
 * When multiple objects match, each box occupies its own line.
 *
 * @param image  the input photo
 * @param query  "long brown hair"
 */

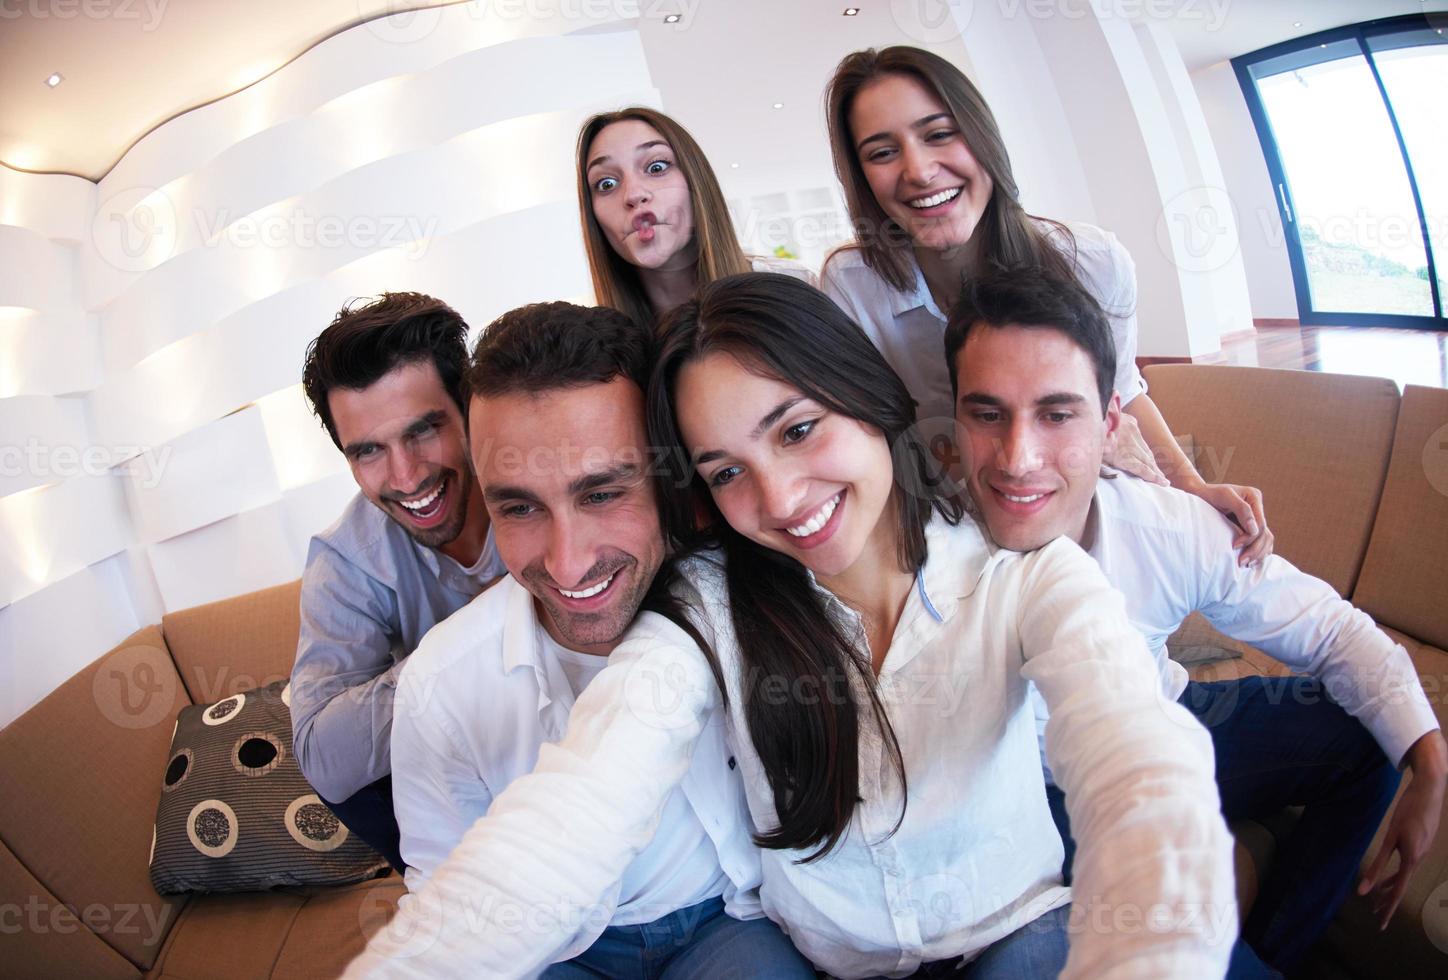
xmin=649 ymin=272 xmax=962 ymax=861
xmin=825 ymin=46 xmax=1075 ymax=293
xmin=575 ymin=107 xmax=751 ymax=328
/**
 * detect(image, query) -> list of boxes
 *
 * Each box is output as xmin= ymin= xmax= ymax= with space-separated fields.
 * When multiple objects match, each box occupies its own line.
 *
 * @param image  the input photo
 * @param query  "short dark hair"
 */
xmin=943 ymin=267 xmax=1117 ymax=415
xmin=467 ymin=301 xmax=651 ymax=399
xmin=302 ymin=292 xmax=470 ymax=449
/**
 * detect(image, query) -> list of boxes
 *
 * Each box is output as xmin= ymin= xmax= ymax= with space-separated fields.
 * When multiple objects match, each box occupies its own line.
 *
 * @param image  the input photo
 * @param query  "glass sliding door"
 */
xmin=1234 ymin=15 xmax=1446 ymax=329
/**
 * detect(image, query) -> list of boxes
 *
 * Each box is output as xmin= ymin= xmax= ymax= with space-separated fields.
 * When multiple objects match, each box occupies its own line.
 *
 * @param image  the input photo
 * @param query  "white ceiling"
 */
xmin=0 ymin=0 xmax=1443 ymax=182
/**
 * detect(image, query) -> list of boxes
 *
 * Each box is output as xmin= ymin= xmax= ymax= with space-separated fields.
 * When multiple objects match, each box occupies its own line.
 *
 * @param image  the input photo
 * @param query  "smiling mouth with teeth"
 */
xmin=907 ymin=187 xmax=961 ymax=209
xmin=999 ymin=490 xmax=1047 ymax=504
xmin=558 ymin=572 xmax=615 ymax=600
xmin=395 ymin=478 xmax=447 ymax=520
xmin=785 ymin=493 xmax=842 ymax=538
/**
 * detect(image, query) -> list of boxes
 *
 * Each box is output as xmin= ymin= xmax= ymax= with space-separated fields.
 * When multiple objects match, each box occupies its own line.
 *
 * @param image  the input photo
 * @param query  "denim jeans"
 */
xmin=540 ymin=895 xmax=814 ymax=979
xmin=320 ymin=774 xmax=405 ymax=873
xmin=1047 ymin=675 xmax=1399 ymax=975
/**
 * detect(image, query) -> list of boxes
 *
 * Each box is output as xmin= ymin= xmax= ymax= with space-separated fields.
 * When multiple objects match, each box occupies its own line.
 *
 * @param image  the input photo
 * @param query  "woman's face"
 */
xmin=675 ymin=351 xmax=896 ymax=579
xmin=585 ymin=119 xmax=698 ymax=272
xmin=848 ymin=73 xmax=994 ymax=253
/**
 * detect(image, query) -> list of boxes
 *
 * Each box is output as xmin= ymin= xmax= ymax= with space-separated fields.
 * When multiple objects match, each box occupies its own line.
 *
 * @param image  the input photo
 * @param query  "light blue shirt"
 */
xmin=290 ymin=491 xmax=504 ymax=803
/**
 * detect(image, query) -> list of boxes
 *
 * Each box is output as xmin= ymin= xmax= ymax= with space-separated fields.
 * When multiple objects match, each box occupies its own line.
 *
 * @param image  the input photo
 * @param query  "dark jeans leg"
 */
xmin=1181 ymin=676 xmax=1400 ymax=973
xmin=321 ymin=775 xmax=405 ymax=873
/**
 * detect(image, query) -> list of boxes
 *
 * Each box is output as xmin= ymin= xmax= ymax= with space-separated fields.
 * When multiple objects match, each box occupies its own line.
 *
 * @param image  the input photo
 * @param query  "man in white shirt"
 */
xmin=388 ymin=301 xmax=812 ymax=978
xmin=944 ymin=267 xmax=1447 ymax=975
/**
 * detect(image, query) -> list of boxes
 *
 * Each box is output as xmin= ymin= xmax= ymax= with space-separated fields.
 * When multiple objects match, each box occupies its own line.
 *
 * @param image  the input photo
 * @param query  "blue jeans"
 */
xmin=868 ymin=906 xmax=1070 ymax=979
xmin=1047 ymin=675 xmax=1399 ymax=975
xmin=320 ymin=775 xmax=404 ymax=873
xmin=540 ymin=895 xmax=813 ymax=979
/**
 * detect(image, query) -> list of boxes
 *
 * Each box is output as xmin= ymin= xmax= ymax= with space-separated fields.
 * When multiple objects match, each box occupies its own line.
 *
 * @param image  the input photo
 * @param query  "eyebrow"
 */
xmin=341 ymin=409 xmax=447 ymax=458
xmin=958 ymin=391 xmax=1089 ymax=408
xmin=855 ymin=113 xmax=954 ymax=151
xmin=568 ymin=462 xmax=641 ymax=496
xmin=693 ymin=396 xmax=804 ymax=466
xmin=585 ymin=139 xmax=669 ymax=173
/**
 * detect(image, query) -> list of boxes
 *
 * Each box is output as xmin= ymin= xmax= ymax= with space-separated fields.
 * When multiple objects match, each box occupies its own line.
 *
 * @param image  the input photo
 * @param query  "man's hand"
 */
xmin=1104 ymin=411 xmax=1170 ymax=485
xmin=1357 ymin=729 xmax=1448 ymax=929
xmin=1189 ymin=481 xmax=1273 ymax=567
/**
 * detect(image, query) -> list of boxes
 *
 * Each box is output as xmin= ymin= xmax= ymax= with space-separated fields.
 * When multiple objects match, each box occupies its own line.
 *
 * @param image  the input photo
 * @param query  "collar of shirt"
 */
xmin=891 ymin=257 xmax=947 ymax=324
xmin=497 ymin=577 xmax=577 ymax=723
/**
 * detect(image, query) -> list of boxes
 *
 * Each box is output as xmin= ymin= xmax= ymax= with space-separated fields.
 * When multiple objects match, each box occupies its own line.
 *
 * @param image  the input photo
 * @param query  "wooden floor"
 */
xmin=1190 ymin=321 xmax=1448 ymax=391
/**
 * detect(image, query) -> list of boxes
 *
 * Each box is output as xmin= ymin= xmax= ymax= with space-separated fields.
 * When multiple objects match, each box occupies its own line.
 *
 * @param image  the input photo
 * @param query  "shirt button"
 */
xmin=727 ymin=756 xmax=736 ymax=770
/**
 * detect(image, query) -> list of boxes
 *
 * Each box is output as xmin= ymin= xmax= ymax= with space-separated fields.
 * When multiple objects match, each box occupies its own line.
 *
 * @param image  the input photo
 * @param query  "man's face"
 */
xmin=330 ymin=359 xmax=477 ymax=554
xmin=470 ymin=377 xmax=664 ymax=656
xmin=952 ymin=324 xmax=1120 ymax=552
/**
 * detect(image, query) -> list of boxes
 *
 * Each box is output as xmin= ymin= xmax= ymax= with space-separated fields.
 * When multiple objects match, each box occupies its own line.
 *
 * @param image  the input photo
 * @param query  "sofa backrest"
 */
xmin=1352 ymin=384 xmax=1448 ymax=651
xmin=161 ymin=579 xmax=302 ymax=705
xmin=0 ymin=625 xmax=190 ymax=975
xmin=1142 ymin=364 xmax=1400 ymax=597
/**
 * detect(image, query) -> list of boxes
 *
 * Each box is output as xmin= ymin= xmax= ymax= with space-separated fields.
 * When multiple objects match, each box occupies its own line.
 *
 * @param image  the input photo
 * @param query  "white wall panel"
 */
xmin=0 ymin=472 xmax=130 ymax=606
xmin=145 ymin=503 xmax=299 ymax=613
xmin=0 ymin=225 xmax=57 ymax=312
xmin=0 ymin=308 xmax=101 ymax=398
xmin=0 ymin=554 xmax=145 ymax=729
xmin=0 ymin=169 xmax=94 ymax=243
xmin=123 ymin=406 xmax=281 ymax=544
xmin=0 ymin=395 xmax=91 ymax=497
xmin=256 ymin=383 xmax=349 ymax=492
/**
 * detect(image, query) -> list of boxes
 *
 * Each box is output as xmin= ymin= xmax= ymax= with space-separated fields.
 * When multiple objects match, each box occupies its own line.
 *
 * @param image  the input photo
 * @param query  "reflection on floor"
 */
xmin=1193 ymin=321 xmax=1448 ymax=391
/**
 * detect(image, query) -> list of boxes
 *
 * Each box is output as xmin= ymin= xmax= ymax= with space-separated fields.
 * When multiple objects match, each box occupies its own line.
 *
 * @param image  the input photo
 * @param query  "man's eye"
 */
xmin=1044 ymin=412 xmax=1073 ymax=424
xmin=646 ymin=160 xmax=670 ymax=175
xmin=972 ymin=411 xmax=1002 ymax=424
xmin=708 ymin=466 xmax=741 ymax=488
xmin=354 ymin=445 xmax=380 ymax=460
xmin=783 ymin=420 xmax=815 ymax=444
xmin=501 ymin=503 xmax=534 ymax=518
xmin=594 ymin=176 xmax=618 ymax=193
xmin=584 ymin=491 xmax=620 ymax=506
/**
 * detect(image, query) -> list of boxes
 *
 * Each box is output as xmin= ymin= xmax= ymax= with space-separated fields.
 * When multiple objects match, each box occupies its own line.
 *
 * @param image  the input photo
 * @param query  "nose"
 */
xmin=624 ymin=176 xmax=651 ymax=209
xmin=996 ymin=419 xmax=1043 ymax=479
xmin=756 ymin=464 xmax=809 ymax=526
xmin=544 ymin=513 xmax=598 ymax=590
xmin=899 ymin=140 xmax=937 ymax=187
xmin=387 ymin=444 xmax=429 ymax=497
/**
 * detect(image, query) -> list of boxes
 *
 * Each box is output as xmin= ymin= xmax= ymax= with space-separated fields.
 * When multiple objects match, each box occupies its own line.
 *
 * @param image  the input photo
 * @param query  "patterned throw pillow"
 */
xmin=149 ymin=680 xmax=389 ymax=894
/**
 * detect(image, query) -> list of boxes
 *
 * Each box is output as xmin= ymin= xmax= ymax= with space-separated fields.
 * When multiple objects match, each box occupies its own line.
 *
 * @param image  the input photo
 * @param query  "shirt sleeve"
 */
xmin=342 ymin=612 xmax=720 ymax=980
xmin=1190 ymin=505 xmax=1438 ymax=767
xmin=390 ymin=658 xmax=494 ymax=890
xmin=1073 ymin=229 xmax=1147 ymax=406
xmin=290 ymin=539 xmax=403 ymax=803
xmin=1019 ymin=537 xmax=1236 ymax=980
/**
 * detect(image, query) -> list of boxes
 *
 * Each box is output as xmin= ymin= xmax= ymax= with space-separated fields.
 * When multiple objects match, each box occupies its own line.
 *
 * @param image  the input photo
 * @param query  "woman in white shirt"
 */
xmin=576 ymin=107 xmax=815 ymax=328
xmin=819 ymin=46 xmax=1272 ymax=567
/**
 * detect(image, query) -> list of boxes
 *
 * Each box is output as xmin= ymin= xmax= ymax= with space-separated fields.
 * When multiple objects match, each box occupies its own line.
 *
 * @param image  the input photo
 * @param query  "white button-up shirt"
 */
xmin=820 ymin=221 xmax=1147 ymax=428
xmin=348 ymin=519 xmax=1235 ymax=980
xmin=387 ymin=575 xmax=762 ymax=966
xmin=1033 ymin=474 xmax=1439 ymax=772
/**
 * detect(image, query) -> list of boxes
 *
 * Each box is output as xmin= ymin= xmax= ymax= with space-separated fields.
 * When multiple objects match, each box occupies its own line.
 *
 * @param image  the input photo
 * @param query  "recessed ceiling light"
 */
xmin=663 ymin=13 xmax=680 ymax=22
xmin=772 ymin=102 xmax=784 ymax=110
xmin=730 ymin=162 xmax=740 ymax=168
xmin=1293 ymin=21 xmax=1301 ymax=28
xmin=45 ymin=72 xmax=63 ymax=88
xmin=844 ymin=6 xmax=860 ymax=14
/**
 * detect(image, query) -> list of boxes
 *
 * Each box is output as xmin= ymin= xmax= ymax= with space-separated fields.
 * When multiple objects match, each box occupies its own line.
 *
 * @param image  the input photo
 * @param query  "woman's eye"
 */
xmin=783 ymin=420 xmax=815 ymax=444
xmin=865 ymin=147 xmax=896 ymax=163
xmin=708 ymin=466 xmax=741 ymax=488
xmin=594 ymin=176 xmax=618 ymax=193
xmin=646 ymin=159 xmax=670 ymax=175
xmin=926 ymin=128 xmax=958 ymax=142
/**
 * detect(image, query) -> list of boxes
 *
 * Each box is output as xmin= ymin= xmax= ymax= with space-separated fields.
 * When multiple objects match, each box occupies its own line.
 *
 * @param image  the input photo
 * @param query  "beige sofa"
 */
xmin=2 ymin=364 xmax=1445 ymax=978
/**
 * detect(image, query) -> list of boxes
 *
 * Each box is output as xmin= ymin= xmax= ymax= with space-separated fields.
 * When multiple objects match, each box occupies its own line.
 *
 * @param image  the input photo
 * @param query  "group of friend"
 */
xmin=286 ymin=45 xmax=1446 ymax=980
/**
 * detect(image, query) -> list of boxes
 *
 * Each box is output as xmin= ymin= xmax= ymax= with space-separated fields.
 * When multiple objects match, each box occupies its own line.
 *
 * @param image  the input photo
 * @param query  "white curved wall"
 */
xmin=0 ymin=5 xmax=657 ymax=726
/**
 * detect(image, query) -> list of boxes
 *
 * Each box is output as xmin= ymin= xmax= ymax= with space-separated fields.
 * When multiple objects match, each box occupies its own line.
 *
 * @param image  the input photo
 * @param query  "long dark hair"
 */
xmin=576 ymin=107 xmax=751 ymax=328
xmin=648 ymin=272 xmax=962 ymax=861
xmin=824 ymin=46 xmax=1076 ymax=292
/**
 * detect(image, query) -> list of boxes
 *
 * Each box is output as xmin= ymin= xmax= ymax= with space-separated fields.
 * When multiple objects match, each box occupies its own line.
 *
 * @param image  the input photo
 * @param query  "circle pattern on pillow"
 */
xmin=148 ymin=680 xmax=388 ymax=894
xmin=187 ymin=799 xmax=239 ymax=857
xmin=286 ymin=794 xmax=351 ymax=852
xmin=202 ymin=693 xmax=246 ymax=726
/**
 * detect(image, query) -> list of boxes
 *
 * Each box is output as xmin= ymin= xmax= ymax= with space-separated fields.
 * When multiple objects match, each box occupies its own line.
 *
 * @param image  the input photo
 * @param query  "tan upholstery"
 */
xmin=145 ymin=878 xmax=403 ymax=980
xmin=0 ymin=842 xmax=141 ymax=980
xmin=1353 ymin=386 xmax=1448 ymax=652
xmin=161 ymin=581 xmax=301 ymax=705
xmin=0 ymin=625 xmax=190 ymax=970
xmin=1143 ymin=365 xmax=1399 ymax=597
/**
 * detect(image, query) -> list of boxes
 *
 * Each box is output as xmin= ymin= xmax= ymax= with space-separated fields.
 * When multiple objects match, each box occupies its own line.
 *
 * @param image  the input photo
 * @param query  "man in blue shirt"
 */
xmin=290 ymin=292 xmax=504 ymax=870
